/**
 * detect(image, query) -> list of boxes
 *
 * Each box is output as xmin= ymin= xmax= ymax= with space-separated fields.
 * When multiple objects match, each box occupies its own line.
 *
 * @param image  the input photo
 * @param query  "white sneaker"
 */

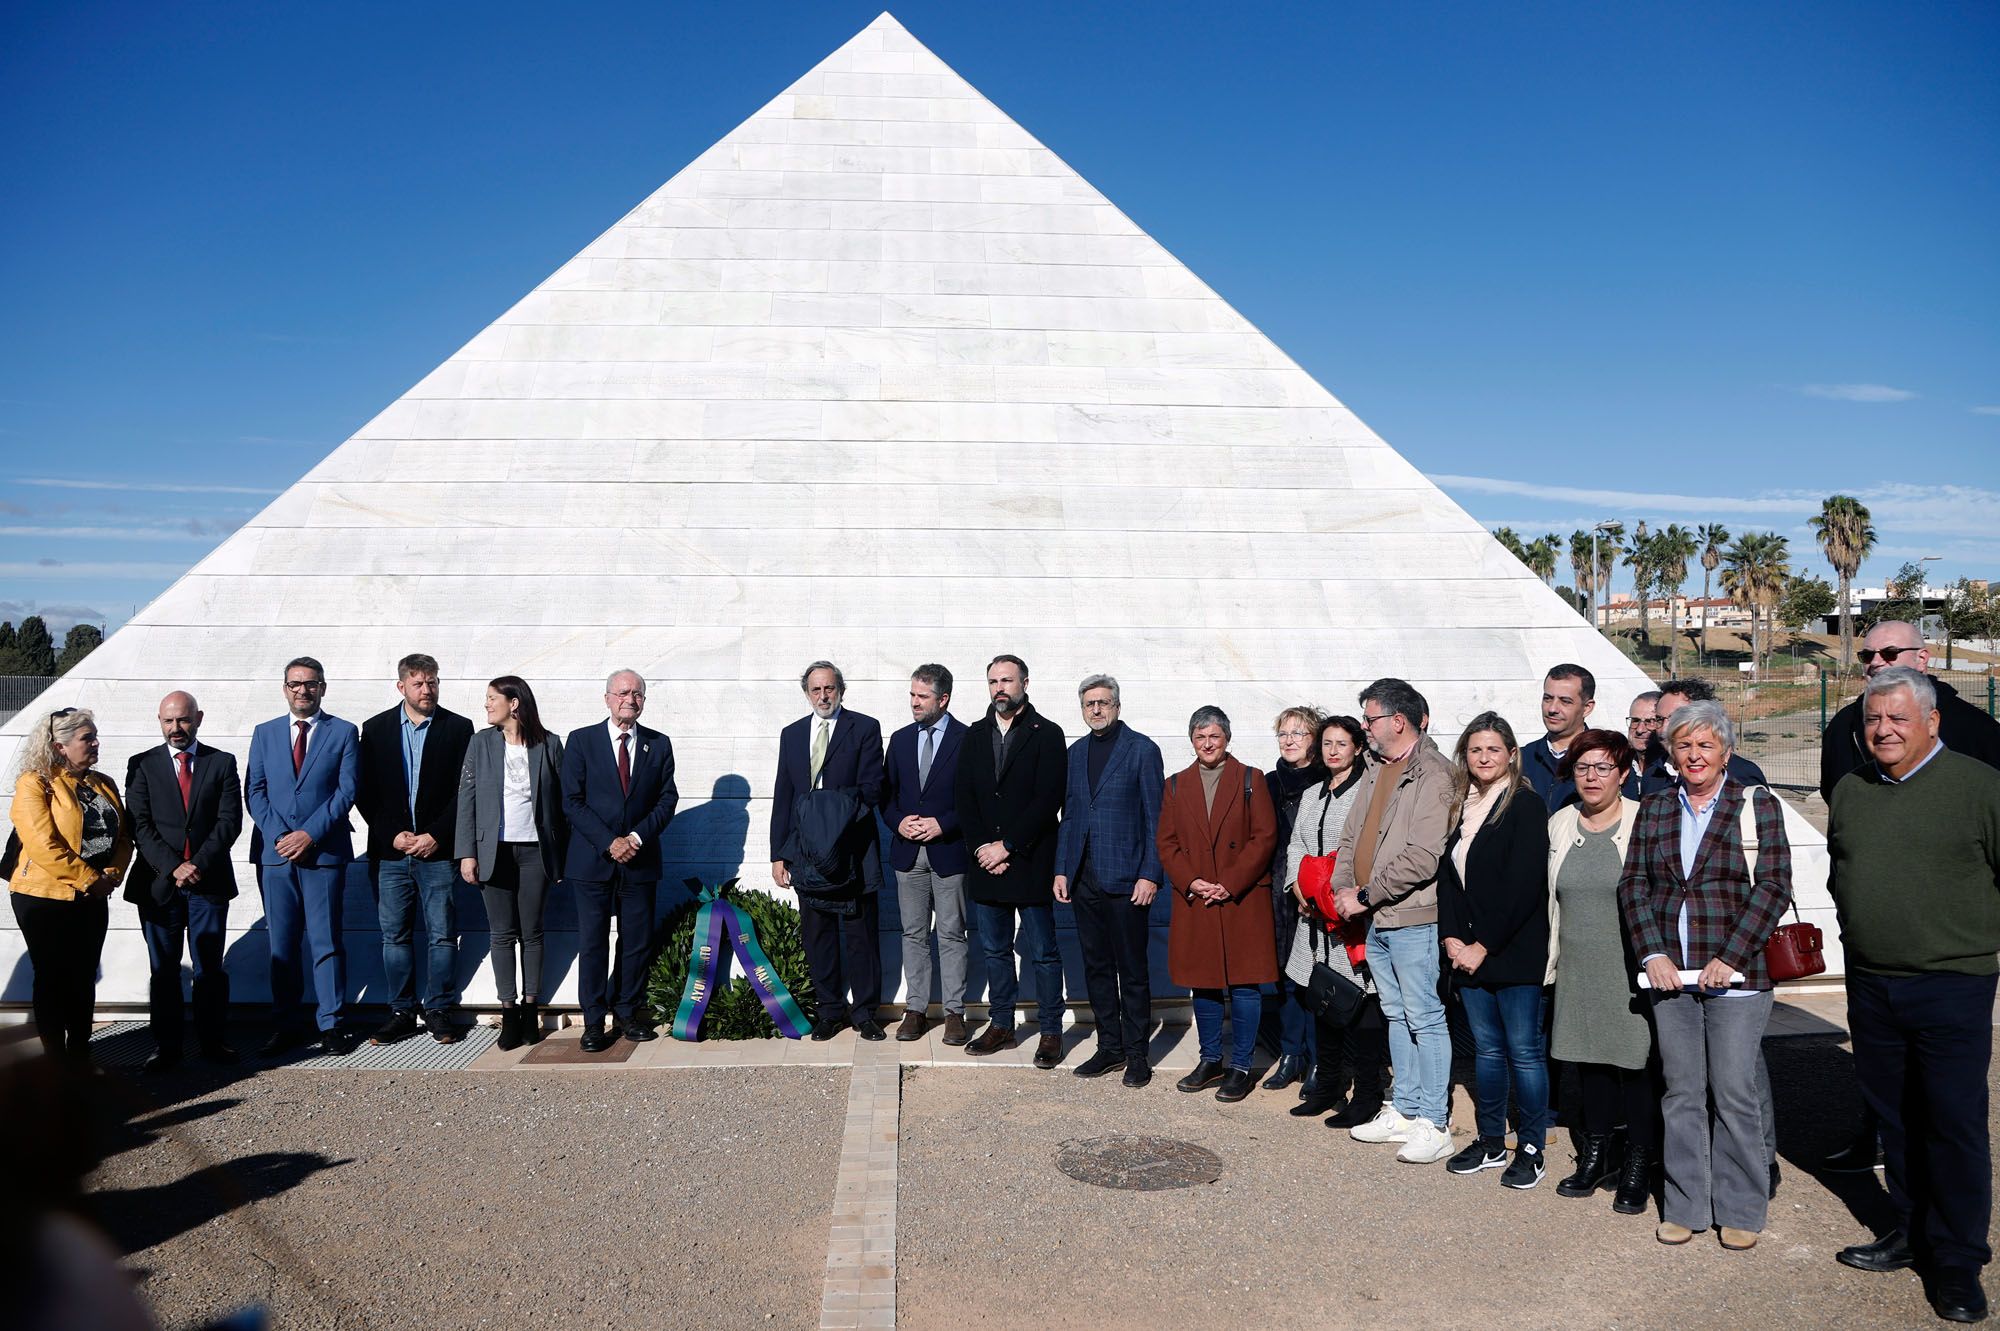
xmin=1349 ymin=1105 xmax=1414 ymax=1144
xmin=1396 ymin=1117 xmax=1455 ymax=1164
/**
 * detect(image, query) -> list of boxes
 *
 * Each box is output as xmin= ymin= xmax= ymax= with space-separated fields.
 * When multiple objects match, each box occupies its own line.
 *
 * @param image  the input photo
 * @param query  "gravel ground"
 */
xmin=898 ymin=1035 xmax=1966 ymax=1330
xmin=84 ymin=1067 xmax=847 ymax=1331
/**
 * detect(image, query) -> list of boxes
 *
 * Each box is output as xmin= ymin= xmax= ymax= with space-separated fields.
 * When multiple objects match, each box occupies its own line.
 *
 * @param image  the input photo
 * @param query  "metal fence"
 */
xmin=1667 ymin=665 xmax=1998 ymax=795
xmin=0 ymin=677 xmax=57 ymax=728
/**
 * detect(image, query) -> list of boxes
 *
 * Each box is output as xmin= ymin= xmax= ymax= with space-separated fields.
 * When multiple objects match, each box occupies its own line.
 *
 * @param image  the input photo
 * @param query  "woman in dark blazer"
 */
xmin=456 ymin=676 xmax=566 ymax=1049
xmin=1438 ymin=711 xmax=1552 ymax=1190
xmin=1158 ymin=706 xmax=1279 ymax=1104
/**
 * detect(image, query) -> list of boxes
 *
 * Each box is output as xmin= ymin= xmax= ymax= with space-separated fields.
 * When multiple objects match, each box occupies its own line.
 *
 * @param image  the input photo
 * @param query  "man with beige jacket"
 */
xmin=1332 ymin=677 xmax=1456 ymax=1164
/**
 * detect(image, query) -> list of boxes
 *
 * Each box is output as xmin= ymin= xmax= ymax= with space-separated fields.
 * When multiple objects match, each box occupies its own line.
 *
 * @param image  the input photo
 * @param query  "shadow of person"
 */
xmin=90 ymin=1149 xmax=351 ymax=1255
xmin=1765 ymin=1032 xmax=1897 ymax=1234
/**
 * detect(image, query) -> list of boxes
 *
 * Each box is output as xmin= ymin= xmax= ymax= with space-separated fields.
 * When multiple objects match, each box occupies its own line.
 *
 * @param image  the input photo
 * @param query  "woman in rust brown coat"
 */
xmin=1157 ymin=705 xmax=1279 ymax=1102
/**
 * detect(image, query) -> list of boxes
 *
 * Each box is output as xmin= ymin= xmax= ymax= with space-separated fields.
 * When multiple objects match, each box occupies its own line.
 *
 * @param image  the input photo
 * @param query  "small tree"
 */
xmin=1940 ymin=579 xmax=1998 ymax=670
xmin=1776 ymin=575 xmax=1836 ymax=658
xmin=1866 ymin=560 xmax=1929 ymax=631
xmin=12 ymin=615 xmax=57 ymax=677
xmin=56 ymin=623 xmax=104 ymax=674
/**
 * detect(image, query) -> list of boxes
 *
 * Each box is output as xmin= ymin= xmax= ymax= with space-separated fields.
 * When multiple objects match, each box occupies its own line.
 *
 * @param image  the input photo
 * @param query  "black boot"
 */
xmin=1612 ymin=1144 xmax=1655 ymax=1215
xmin=495 ymin=1004 xmax=523 ymax=1052
xmin=1556 ymin=1133 xmax=1620 ymax=1198
xmin=1262 ymin=1053 xmax=1306 ymax=1092
xmin=520 ymin=1001 xmax=544 ymax=1044
xmin=1297 ymin=1060 xmax=1320 ymax=1100
xmin=1291 ymin=1061 xmax=1346 ymax=1117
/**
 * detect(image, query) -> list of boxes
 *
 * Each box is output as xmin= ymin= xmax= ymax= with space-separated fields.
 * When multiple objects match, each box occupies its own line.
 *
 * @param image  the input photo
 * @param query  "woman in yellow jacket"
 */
xmin=9 ymin=707 xmax=131 ymax=1060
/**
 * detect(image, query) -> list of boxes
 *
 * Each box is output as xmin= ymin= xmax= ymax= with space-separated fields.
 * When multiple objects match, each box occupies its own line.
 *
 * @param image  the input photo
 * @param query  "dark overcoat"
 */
xmin=954 ymin=701 xmax=1066 ymax=906
xmin=1158 ymin=755 xmax=1279 ymax=988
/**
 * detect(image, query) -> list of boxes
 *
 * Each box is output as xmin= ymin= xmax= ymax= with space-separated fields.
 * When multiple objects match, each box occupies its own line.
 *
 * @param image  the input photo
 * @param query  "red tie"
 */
xmin=293 ymin=719 xmax=308 ymax=775
xmin=617 ymin=732 xmax=632 ymax=795
xmin=177 ymin=751 xmax=194 ymax=857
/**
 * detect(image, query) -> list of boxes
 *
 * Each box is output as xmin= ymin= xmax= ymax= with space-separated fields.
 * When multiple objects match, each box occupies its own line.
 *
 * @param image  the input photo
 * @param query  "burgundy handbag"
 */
xmin=1739 ymin=786 xmax=1827 ymax=982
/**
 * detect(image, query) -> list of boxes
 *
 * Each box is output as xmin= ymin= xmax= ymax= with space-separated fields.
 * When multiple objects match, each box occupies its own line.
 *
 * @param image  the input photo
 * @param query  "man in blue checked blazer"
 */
xmin=244 ymin=655 xmax=361 ymax=1056
xmin=561 ymin=668 xmax=679 ymax=1051
xmin=1053 ymin=673 xmax=1166 ymax=1088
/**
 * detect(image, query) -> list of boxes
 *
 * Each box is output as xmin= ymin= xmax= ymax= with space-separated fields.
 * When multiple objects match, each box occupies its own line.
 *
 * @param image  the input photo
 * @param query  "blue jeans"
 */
xmin=976 ymin=901 xmax=1063 ymax=1035
xmin=1276 ymin=977 xmax=1317 ymax=1059
xmin=1459 ymin=983 xmax=1549 ymax=1150
xmin=373 ymin=856 xmax=461 ymax=1013
xmin=1194 ymin=985 xmax=1263 ymax=1070
xmin=1368 ymin=919 xmax=1450 ymax=1127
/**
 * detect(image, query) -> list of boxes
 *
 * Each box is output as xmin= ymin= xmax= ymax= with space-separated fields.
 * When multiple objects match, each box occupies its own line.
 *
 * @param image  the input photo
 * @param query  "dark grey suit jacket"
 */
xmin=454 ymin=727 xmax=567 ymax=882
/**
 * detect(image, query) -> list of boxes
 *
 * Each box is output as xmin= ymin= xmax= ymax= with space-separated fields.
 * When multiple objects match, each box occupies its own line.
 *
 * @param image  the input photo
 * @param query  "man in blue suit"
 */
xmin=881 ymin=663 xmax=969 ymax=1045
xmin=1521 ymin=663 xmax=1597 ymax=810
xmin=772 ymin=661 xmax=887 ymax=1041
xmin=1053 ymin=674 xmax=1166 ymax=1088
xmin=244 ymin=655 xmax=361 ymax=1055
xmin=561 ymin=668 xmax=679 ymax=1052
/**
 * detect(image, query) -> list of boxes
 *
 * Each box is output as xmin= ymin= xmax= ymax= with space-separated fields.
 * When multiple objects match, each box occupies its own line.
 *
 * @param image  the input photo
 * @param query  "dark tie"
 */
xmin=292 ymin=720 xmax=308 ymax=775
xmin=177 ymin=751 xmax=194 ymax=857
xmin=918 ymin=726 xmax=935 ymax=788
xmin=617 ymin=731 xmax=631 ymax=795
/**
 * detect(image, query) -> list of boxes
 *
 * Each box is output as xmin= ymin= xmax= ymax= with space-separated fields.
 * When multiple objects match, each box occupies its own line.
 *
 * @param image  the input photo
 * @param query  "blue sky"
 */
xmin=3 ymin=1 xmax=1994 ymax=633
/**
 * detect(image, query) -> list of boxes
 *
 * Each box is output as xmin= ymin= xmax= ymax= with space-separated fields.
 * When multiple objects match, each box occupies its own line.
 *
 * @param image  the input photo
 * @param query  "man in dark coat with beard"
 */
xmin=955 ymin=654 xmax=1068 ymax=1068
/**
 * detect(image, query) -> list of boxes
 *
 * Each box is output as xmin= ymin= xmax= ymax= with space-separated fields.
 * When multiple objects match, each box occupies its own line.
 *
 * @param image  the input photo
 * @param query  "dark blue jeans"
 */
xmin=373 ymin=855 xmax=461 ymax=1014
xmin=1193 ymin=985 xmax=1262 ymax=1070
xmin=1459 ymin=982 xmax=1549 ymax=1150
xmin=976 ymin=901 xmax=1063 ymax=1035
xmin=138 ymin=891 xmax=230 ymax=1052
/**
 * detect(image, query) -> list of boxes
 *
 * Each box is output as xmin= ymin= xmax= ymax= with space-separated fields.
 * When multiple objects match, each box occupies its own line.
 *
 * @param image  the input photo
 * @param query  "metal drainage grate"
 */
xmin=1055 ymin=1134 xmax=1223 ymax=1191
xmin=87 ymin=1020 xmax=499 ymax=1072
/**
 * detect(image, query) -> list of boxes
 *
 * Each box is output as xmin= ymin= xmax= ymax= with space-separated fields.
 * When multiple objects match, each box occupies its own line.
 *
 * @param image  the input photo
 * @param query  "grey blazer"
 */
xmin=455 ymin=727 xmax=567 ymax=882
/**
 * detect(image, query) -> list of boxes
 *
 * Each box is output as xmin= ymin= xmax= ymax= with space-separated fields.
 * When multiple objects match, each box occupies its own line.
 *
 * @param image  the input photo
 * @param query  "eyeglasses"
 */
xmin=1363 ymin=712 xmax=1394 ymax=729
xmin=1627 ymin=716 xmax=1659 ymax=728
xmin=1276 ymin=729 xmax=1311 ymax=740
xmin=608 ymin=689 xmax=645 ymax=699
xmin=1858 ymin=645 xmax=1922 ymax=665
xmin=1571 ymin=761 xmax=1620 ymax=776
xmin=1083 ymin=700 xmax=1118 ymax=710
xmin=283 ymin=679 xmax=324 ymax=691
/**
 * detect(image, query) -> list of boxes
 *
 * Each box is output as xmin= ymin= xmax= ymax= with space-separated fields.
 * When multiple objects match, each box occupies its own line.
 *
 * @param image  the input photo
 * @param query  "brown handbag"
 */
xmin=1738 ymin=785 xmax=1826 ymax=982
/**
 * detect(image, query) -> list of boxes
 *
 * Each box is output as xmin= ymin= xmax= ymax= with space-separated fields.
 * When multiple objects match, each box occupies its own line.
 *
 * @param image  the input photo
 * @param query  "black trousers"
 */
xmin=1315 ymin=994 xmax=1389 ymax=1100
xmin=11 ymin=892 xmax=109 ymax=1059
xmin=1072 ymin=875 xmax=1152 ymax=1058
xmin=1850 ymin=969 xmax=1999 ymax=1273
xmin=1577 ymin=1060 xmax=1662 ymax=1152
xmin=137 ymin=890 xmax=230 ymax=1053
xmin=801 ymin=894 xmax=882 ymax=1024
xmin=572 ymin=871 xmax=656 ymax=1028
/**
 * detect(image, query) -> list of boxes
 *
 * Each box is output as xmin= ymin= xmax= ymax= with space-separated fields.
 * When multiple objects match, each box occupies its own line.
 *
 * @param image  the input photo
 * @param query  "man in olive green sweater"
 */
xmin=1829 ymin=666 xmax=2000 ymax=1324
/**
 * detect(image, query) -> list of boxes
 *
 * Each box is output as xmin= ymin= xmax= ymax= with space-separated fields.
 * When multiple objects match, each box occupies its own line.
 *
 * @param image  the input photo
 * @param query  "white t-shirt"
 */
xmin=501 ymin=742 xmax=536 ymax=842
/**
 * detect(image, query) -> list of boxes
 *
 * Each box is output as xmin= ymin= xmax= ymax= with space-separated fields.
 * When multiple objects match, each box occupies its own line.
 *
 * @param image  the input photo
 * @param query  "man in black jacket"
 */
xmin=125 ymin=690 xmax=243 ymax=1071
xmin=358 ymin=653 xmax=475 ymax=1044
xmin=955 ymin=654 xmax=1069 ymax=1068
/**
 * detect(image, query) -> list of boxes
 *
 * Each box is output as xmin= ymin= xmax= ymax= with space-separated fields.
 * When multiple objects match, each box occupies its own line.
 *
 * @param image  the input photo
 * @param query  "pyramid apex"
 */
xmin=867 ymin=11 xmax=907 ymax=31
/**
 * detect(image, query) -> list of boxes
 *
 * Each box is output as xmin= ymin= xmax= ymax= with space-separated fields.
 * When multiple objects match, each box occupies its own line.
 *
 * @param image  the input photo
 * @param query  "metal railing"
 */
xmin=0 ymin=677 xmax=57 ymax=728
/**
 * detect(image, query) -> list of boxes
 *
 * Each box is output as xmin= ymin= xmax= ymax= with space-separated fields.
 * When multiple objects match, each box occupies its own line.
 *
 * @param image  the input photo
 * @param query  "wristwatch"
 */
xmin=1355 ymin=887 xmax=1372 ymax=907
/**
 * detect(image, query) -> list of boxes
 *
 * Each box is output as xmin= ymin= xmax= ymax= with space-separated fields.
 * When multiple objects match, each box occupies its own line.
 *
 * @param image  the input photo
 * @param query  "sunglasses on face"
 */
xmin=1858 ymin=645 xmax=1921 ymax=665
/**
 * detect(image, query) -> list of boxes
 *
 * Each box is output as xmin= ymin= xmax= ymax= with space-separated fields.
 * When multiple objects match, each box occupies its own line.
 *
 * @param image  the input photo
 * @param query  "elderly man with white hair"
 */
xmin=1618 ymin=699 xmax=1791 ymax=1253
xmin=1829 ymin=666 xmax=2000 ymax=1324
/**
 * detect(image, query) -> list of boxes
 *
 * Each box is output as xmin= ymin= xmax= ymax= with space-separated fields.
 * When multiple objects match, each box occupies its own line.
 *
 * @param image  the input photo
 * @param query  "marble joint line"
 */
xmin=820 ymin=1038 xmax=901 ymax=1329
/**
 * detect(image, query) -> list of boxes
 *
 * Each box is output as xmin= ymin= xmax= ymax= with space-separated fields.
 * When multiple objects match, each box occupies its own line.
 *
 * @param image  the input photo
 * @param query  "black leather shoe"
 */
xmin=370 ymin=1011 xmax=420 ymax=1046
xmin=1612 ymin=1146 xmax=1655 ymax=1216
xmin=1768 ymin=1159 xmax=1781 ymax=1199
xmin=1177 ymin=1059 xmax=1227 ymax=1093
xmin=258 ymin=1027 xmax=306 ymax=1058
xmin=1032 ymin=1033 xmax=1064 ymax=1069
xmin=1557 ymin=1133 xmax=1621 ymax=1198
xmin=423 ymin=1009 xmax=461 ymax=1044
xmin=1932 ymin=1269 xmax=1990 ymax=1324
xmin=579 ymin=1026 xmax=617 ymax=1053
xmin=1292 ymin=1088 xmax=1343 ymax=1117
xmin=855 ymin=1018 xmax=887 ymax=1042
xmin=1836 ymin=1230 xmax=1915 ymax=1273
xmin=317 ymin=1028 xmax=360 ymax=1057
xmin=141 ymin=1052 xmax=181 ymax=1076
xmin=1261 ymin=1054 xmax=1305 ymax=1091
xmin=1215 ymin=1068 xmax=1254 ymax=1103
xmin=623 ymin=1021 xmax=659 ymax=1043
xmin=1326 ymin=1097 xmax=1384 ymax=1129
xmin=810 ymin=1017 xmax=847 ymax=1042
xmin=1822 ymin=1135 xmax=1885 ymax=1173
xmin=1073 ymin=1048 xmax=1125 ymax=1078
xmin=1122 ymin=1061 xmax=1152 ymax=1089
xmin=199 ymin=1042 xmax=240 ymax=1065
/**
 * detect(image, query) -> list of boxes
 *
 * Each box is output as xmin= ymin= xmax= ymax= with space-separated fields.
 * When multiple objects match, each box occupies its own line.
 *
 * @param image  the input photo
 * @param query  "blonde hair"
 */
xmin=16 ymin=707 xmax=98 ymax=783
xmin=1274 ymin=705 xmax=1325 ymax=737
xmin=1448 ymin=711 xmax=1528 ymax=828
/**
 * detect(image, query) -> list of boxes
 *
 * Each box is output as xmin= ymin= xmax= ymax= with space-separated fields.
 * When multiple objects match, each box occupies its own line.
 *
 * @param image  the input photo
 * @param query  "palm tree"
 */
xmin=1594 ymin=522 xmax=1625 ymax=631
xmin=1653 ymin=524 xmax=1699 ymax=677
xmin=1491 ymin=527 xmax=1528 ymax=564
xmin=1624 ymin=520 xmax=1653 ymax=649
xmin=1697 ymin=522 xmax=1730 ymax=663
xmin=1568 ymin=530 xmax=1596 ymax=624
xmin=1808 ymin=495 xmax=1876 ymax=670
xmin=1721 ymin=532 xmax=1791 ymax=679
xmin=1526 ymin=534 xmax=1560 ymax=586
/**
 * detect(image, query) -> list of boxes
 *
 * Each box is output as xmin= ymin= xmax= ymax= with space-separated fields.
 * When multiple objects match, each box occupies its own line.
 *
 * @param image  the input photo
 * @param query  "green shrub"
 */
xmin=646 ymin=878 xmax=818 ymax=1040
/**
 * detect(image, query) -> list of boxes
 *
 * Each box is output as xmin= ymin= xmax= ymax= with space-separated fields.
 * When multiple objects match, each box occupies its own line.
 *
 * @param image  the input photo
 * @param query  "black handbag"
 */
xmin=1302 ymin=959 xmax=1367 ymax=1027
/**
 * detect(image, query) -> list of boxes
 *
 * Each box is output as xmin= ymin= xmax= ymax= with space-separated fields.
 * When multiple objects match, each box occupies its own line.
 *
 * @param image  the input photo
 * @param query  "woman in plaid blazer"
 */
xmin=1617 ymin=700 xmax=1791 ymax=1252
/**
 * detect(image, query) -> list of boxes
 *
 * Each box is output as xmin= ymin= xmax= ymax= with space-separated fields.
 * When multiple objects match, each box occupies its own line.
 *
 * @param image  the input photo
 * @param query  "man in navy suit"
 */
xmin=772 ymin=661 xmax=887 ymax=1041
xmin=881 ymin=663 xmax=969 ymax=1044
xmin=561 ymin=668 xmax=679 ymax=1051
xmin=125 ymin=690 xmax=243 ymax=1071
xmin=1521 ymin=663 xmax=1597 ymax=809
xmin=244 ymin=656 xmax=362 ymax=1055
xmin=1053 ymin=674 xmax=1166 ymax=1088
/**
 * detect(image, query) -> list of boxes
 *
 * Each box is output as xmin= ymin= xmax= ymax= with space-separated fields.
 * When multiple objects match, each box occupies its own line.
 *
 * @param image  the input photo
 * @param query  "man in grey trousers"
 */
xmin=882 ymin=664 xmax=973 ymax=1043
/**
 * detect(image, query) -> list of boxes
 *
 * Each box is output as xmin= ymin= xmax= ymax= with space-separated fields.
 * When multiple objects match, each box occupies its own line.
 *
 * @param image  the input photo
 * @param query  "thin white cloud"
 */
xmin=1796 ymin=383 xmax=1918 ymax=403
xmin=14 ymin=477 xmax=279 ymax=495
xmin=0 ymin=561 xmax=186 ymax=577
xmin=0 ymin=523 xmax=231 ymax=542
xmin=1430 ymin=476 xmax=2000 ymax=538
xmin=1972 ymin=405 xmax=2000 ymax=416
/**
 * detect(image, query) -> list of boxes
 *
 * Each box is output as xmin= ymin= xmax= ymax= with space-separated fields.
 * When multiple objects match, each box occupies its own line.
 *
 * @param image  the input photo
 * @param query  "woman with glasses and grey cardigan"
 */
xmin=1282 ymin=715 xmax=1389 ymax=1124
xmin=456 ymin=676 xmax=566 ymax=1050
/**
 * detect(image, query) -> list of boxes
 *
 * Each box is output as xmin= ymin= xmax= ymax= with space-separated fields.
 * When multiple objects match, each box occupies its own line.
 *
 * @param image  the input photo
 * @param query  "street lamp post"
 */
xmin=1921 ymin=554 xmax=1944 ymax=666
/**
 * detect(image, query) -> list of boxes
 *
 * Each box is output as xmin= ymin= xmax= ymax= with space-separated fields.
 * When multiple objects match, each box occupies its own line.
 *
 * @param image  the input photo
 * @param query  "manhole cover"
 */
xmin=1055 ymin=1134 xmax=1223 ymax=1191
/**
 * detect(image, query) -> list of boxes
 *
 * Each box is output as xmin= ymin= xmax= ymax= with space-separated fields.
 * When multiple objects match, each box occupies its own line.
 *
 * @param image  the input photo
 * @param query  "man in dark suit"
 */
xmin=357 ymin=653 xmax=475 ymax=1045
xmin=1053 ymin=674 xmax=1165 ymax=1087
xmin=245 ymin=655 xmax=362 ymax=1055
xmin=561 ymin=668 xmax=679 ymax=1051
xmin=1521 ymin=663 xmax=1597 ymax=809
xmin=773 ymin=660 xmax=887 ymax=1041
xmin=881 ymin=663 xmax=968 ymax=1044
xmin=125 ymin=689 xmax=244 ymax=1071
xmin=955 ymin=654 xmax=1068 ymax=1068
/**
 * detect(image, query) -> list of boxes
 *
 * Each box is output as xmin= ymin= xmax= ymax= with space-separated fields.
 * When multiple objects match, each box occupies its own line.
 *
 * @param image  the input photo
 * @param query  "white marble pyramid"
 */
xmin=2 ymin=12 xmax=1836 ymax=1008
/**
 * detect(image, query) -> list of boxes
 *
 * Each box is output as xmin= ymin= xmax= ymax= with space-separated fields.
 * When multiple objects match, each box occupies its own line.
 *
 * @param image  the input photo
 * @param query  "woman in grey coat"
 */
xmin=456 ymin=675 xmax=566 ymax=1049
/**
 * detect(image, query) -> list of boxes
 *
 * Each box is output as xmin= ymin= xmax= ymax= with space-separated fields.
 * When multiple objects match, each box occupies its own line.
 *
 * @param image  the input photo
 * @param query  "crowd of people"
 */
xmin=7 ymin=619 xmax=2000 ymax=1321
